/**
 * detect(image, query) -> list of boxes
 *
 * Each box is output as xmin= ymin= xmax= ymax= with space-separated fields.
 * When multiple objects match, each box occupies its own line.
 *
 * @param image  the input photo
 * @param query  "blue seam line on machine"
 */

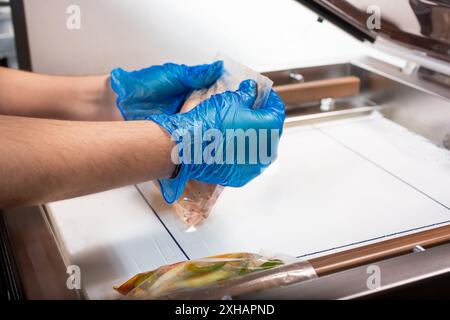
xmin=135 ymin=185 xmax=190 ymax=260
xmin=134 ymin=125 xmax=449 ymax=262
xmin=298 ymin=125 xmax=450 ymax=258
xmin=314 ymin=125 xmax=450 ymax=210
xmin=298 ymin=219 xmax=450 ymax=258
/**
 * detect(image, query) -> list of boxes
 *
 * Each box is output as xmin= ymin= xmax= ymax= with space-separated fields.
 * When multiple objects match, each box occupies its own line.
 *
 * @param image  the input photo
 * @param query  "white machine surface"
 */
xmin=13 ymin=0 xmax=449 ymax=300
xmin=46 ymin=112 xmax=450 ymax=299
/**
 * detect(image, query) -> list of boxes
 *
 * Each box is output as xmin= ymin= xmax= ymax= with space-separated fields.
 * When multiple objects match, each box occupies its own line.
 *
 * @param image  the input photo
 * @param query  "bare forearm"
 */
xmin=0 ymin=67 xmax=122 ymax=121
xmin=0 ymin=115 xmax=174 ymax=207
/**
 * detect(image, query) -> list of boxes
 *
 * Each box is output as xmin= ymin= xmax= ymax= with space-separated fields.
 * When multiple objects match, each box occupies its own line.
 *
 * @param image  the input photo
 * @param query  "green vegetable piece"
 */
xmin=259 ymin=259 xmax=284 ymax=270
xmin=187 ymin=262 xmax=226 ymax=273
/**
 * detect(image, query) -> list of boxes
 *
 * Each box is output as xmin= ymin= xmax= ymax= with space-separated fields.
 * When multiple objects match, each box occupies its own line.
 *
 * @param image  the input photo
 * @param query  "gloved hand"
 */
xmin=147 ymin=79 xmax=286 ymax=204
xmin=110 ymin=61 xmax=223 ymax=120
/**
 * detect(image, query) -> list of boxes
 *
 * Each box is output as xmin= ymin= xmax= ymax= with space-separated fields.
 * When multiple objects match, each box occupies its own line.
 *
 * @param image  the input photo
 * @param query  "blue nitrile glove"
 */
xmin=110 ymin=61 xmax=223 ymax=120
xmin=147 ymin=79 xmax=286 ymax=204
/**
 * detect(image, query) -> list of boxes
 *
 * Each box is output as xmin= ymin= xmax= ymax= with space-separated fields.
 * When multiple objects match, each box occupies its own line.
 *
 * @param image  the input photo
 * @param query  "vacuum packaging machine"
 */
xmin=1 ymin=0 xmax=450 ymax=299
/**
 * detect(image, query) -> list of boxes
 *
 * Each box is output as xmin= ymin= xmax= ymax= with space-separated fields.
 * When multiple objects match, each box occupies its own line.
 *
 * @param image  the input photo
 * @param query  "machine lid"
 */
xmin=297 ymin=0 xmax=450 ymax=64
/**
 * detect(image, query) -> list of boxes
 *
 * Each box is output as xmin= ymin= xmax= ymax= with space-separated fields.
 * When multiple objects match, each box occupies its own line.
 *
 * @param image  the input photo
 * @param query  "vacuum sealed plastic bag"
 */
xmin=114 ymin=252 xmax=315 ymax=299
xmin=173 ymin=180 xmax=224 ymax=226
xmin=173 ymin=55 xmax=273 ymax=226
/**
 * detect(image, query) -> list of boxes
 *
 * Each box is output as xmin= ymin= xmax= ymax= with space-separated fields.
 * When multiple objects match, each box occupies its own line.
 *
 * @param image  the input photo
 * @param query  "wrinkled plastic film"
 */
xmin=114 ymin=252 xmax=316 ymax=300
xmin=173 ymin=180 xmax=224 ymax=226
xmin=184 ymin=55 xmax=273 ymax=111
xmin=173 ymin=55 xmax=273 ymax=226
xmin=163 ymin=260 xmax=317 ymax=300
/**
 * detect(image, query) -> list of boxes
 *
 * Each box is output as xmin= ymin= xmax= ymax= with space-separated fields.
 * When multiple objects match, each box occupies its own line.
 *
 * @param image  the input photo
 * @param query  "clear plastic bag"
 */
xmin=173 ymin=55 xmax=273 ymax=226
xmin=114 ymin=253 xmax=294 ymax=299
xmin=174 ymin=180 xmax=224 ymax=226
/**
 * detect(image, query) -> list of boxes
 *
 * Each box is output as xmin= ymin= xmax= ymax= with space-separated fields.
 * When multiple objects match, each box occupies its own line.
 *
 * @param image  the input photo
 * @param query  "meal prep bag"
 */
xmin=172 ymin=55 xmax=273 ymax=226
xmin=114 ymin=251 xmax=316 ymax=299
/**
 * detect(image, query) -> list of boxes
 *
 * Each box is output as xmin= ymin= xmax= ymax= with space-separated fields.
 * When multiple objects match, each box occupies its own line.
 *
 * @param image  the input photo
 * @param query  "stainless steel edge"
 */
xmin=237 ymin=243 xmax=450 ymax=300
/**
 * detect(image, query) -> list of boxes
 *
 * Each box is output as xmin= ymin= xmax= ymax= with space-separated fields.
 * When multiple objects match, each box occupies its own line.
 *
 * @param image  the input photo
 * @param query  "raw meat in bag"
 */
xmin=171 ymin=55 xmax=273 ymax=226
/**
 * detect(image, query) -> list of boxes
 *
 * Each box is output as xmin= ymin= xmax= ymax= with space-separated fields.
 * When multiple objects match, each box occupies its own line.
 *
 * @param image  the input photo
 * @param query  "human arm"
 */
xmin=0 ymin=72 xmax=284 ymax=208
xmin=0 ymin=115 xmax=175 ymax=207
xmin=0 ymin=67 xmax=122 ymax=121
xmin=0 ymin=61 xmax=223 ymax=122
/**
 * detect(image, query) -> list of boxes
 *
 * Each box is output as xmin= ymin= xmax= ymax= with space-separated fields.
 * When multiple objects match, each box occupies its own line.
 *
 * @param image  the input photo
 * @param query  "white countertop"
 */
xmin=47 ymin=112 xmax=450 ymax=299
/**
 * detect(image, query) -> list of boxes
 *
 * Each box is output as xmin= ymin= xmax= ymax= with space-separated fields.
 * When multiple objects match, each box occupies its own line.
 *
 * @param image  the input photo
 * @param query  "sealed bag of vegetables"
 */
xmin=114 ymin=252 xmax=316 ymax=299
xmin=169 ymin=55 xmax=273 ymax=226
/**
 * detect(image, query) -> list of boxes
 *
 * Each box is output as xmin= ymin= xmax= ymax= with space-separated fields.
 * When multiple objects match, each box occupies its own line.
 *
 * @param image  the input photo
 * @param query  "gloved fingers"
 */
xmin=179 ymin=60 xmax=224 ymax=90
xmin=234 ymin=79 xmax=257 ymax=109
xmin=110 ymin=68 xmax=131 ymax=100
xmin=111 ymin=66 xmax=167 ymax=101
xmin=250 ymin=89 xmax=286 ymax=131
xmin=259 ymin=89 xmax=285 ymax=117
xmin=112 ymin=61 xmax=222 ymax=99
xmin=191 ymin=79 xmax=257 ymax=117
